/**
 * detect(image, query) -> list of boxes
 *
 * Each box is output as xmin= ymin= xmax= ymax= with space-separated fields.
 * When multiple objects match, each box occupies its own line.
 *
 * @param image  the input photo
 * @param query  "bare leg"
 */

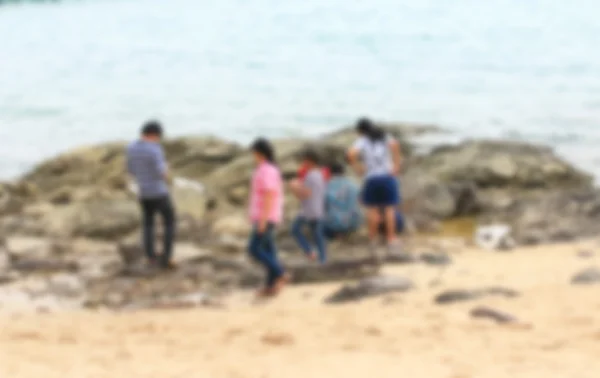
xmin=366 ymin=207 xmax=380 ymax=242
xmin=384 ymin=206 xmax=397 ymax=244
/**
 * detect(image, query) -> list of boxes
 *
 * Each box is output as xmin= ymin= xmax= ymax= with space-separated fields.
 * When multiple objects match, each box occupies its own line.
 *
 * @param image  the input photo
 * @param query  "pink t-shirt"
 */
xmin=249 ymin=162 xmax=284 ymax=224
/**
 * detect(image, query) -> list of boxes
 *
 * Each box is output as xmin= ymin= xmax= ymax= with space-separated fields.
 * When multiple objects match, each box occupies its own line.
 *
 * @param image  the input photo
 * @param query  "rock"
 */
xmin=419 ymin=251 xmax=452 ymax=266
xmin=126 ymin=292 xmax=221 ymax=310
xmin=5 ymin=236 xmax=54 ymax=260
xmin=0 ymin=238 xmax=10 ymax=274
xmin=325 ymin=275 xmax=413 ymax=304
xmin=484 ymin=286 xmax=520 ymax=298
xmin=488 ymin=189 xmax=600 ymax=245
xmin=289 ymin=257 xmax=381 ymax=285
xmin=577 ymin=250 xmax=595 ymax=259
xmin=470 ymin=306 xmax=519 ymax=324
xmin=171 ymin=243 xmax=210 ymax=265
xmin=48 ymin=274 xmax=85 ymax=298
xmin=211 ymin=213 xmax=251 ymax=239
xmin=11 ymin=259 xmax=78 ymax=274
xmin=416 ymin=140 xmax=591 ymax=190
xmin=434 ymin=289 xmax=483 ymax=305
xmin=571 ymin=267 xmax=600 ymax=285
xmin=117 ymin=240 xmax=144 ymax=266
xmin=385 ymin=251 xmax=418 ymax=264
xmin=435 ymin=286 xmax=519 ymax=304
xmin=57 ymin=200 xmax=140 ymax=240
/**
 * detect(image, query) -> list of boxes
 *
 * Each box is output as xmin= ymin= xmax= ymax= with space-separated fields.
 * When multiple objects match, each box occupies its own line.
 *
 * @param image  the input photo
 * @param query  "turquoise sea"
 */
xmin=1 ymin=0 xmax=600 ymax=178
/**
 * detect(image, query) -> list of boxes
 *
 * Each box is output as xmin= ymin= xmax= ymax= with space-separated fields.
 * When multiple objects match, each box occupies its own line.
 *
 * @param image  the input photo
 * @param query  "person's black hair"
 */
xmin=301 ymin=148 xmax=320 ymax=165
xmin=141 ymin=120 xmax=163 ymax=137
xmin=251 ymin=137 xmax=276 ymax=163
xmin=329 ymin=161 xmax=345 ymax=175
xmin=355 ymin=117 xmax=385 ymax=142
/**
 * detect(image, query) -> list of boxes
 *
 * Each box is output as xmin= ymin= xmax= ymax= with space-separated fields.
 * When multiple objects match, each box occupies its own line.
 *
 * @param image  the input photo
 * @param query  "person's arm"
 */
xmin=347 ymin=139 xmax=365 ymax=176
xmin=290 ymin=178 xmax=312 ymax=199
xmin=258 ymin=167 xmax=279 ymax=233
xmin=259 ymin=189 xmax=274 ymax=233
xmin=388 ymin=137 xmax=402 ymax=175
xmin=152 ymin=146 xmax=170 ymax=181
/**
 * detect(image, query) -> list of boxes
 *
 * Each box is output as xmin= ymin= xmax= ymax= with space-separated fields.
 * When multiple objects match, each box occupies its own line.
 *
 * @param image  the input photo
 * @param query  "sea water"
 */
xmin=1 ymin=0 xmax=600 ymax=178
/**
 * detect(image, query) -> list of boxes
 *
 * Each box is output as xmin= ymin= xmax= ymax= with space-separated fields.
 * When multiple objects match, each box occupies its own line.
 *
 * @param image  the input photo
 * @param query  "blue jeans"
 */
xmin=248 ymin=224 xmax=284 ymax=288
xmin=291 ymin=217 xmax=327 ymax=263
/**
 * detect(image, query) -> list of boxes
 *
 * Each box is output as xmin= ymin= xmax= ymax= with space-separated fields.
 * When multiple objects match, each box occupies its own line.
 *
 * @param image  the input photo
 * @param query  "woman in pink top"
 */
xmin=248 ymin=138 xmax=288 ymax=296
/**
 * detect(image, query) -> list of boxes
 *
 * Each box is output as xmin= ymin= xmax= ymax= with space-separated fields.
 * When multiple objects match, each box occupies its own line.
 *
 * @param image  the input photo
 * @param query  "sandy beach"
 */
xmin=1 ymin=240 xmax=599 ymax=378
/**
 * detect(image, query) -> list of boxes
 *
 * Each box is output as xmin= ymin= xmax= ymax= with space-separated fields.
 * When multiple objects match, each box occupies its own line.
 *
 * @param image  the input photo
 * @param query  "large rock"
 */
xmin=40 ymin=200 xmax=140 ymax=240
xmin=0 ymin=237 xmax=10 ymax=275
xmin=487 ymin=189 xmax=600 ymax=244
xmin=19 ymin=137 xmax=242 ymax=205
xmin=414 ymin=140 xmax=591 ymax=189
xmin=402 ymin=140 xmax=592 ymax=222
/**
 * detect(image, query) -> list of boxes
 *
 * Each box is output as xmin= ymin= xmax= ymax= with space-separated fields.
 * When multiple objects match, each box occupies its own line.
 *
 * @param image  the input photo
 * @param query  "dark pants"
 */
xmin=248 ymin=224 xmax=284 ymax=288
xmin=140 ymin=196 xmax=176 ymax=266
xmin=291 ymin=217 xmax=327 ymax=263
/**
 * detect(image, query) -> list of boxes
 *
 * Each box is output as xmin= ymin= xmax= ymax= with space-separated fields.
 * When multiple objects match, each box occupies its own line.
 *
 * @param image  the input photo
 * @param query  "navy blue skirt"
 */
xmin=361 ymin=175 xmax=400 ymax=206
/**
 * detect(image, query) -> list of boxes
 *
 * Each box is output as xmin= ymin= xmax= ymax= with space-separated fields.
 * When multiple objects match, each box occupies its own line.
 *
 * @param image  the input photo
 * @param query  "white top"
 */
xmin=352 ymin=135 xmax=396 ymax=178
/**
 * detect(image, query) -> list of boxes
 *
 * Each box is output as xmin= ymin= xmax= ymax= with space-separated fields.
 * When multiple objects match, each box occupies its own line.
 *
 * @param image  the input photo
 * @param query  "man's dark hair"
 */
xmin=251 ymin=137 xmax=276 ymax=163
xmin=301 ymin=148 xmax=320 ymax=165
xmin=329 ymin=162 xmax=345 ymax=175
xmin=141 ymin=120 xmax=163 ymax=137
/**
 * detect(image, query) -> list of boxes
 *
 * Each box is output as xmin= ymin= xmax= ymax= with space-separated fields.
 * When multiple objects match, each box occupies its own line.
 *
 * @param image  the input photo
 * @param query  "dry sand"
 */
xmin=1 ymin=241 xmax=600 ymax=378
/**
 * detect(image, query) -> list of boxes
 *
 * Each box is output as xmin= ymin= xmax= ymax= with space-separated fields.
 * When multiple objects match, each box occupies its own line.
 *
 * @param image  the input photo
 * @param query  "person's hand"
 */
xmin=392 ymin=163 xmax=402 ymax=176
xmin=257 ymin=220 xmax=267 ymax=234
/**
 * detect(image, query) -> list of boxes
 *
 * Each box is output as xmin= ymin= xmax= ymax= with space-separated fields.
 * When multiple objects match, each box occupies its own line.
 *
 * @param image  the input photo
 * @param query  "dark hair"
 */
xmin=301 ymin=148 xmax=320 ymax=165
xmin=355 ymin=117 xmax=385 ymax=142
xmin=141 ymin=120 xmax=163 ymax=137
xmin=251 ymin=137 xmax=276 ymax=163
xmin=329 ymin=161 xmax=345 ymax=175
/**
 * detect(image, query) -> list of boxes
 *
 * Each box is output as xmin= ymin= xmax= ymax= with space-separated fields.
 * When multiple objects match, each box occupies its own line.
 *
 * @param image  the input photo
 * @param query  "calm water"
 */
xmin=2 ymin=0 xmax=600 ymax=178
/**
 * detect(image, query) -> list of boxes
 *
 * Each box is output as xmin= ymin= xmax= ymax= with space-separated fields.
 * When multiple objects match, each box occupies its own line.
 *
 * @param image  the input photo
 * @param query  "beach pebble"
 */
xmin=325 ymin=275 xmax=413 ymax=304
xmin=386 ymin=251 xmax=417 ymax=264
xmin=484 ymin=286 xmax=520 ymax=298
xmin=571 ymin=267 xmax=600 ymax=285
xmin=419 ymin=251 xmax=452 ymax=266
xmin=576 ymin=250 xmax=595 ymax=259
xmin=470 ymin=306 xmax=518 ymax=324
xmin=435 ymin=286 xmax=519 ymax=305
xmin=434 ymin=289 xmax=482 ymax=305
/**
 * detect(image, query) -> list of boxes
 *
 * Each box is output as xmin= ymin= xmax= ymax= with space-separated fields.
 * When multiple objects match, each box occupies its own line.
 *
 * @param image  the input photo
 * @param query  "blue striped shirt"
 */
xmin=126 ymin=140 xmax=169 ymax=199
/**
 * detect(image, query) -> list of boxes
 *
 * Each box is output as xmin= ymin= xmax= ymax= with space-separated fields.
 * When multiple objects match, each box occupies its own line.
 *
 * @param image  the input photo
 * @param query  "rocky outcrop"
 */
xmin=0 ymin=122 xmax=598 ymax=262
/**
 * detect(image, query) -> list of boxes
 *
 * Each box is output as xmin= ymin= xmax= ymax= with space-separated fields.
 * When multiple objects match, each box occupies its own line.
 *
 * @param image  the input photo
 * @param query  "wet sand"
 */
xmin=1 ymin=241 xmax=600 ymax=377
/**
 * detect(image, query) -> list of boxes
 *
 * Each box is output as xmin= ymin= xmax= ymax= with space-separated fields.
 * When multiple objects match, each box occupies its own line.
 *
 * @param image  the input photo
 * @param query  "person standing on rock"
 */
xmin=347 ymin=118 xmax=402 ymax=262
xmin=126 ymin=121 xmax=176 ymax=270
xmin=248 ymin=138 xmax=288 ymax=296
xmin=290 ymin=149 xmax=328 ymax=264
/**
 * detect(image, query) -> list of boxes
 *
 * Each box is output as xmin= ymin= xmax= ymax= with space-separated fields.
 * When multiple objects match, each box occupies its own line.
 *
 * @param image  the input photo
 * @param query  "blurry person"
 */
xmin=323 ymin=162 xmax=362 ymax=239
xmin=126 ymin=120 xmax=176 ymax=269
xmin=347 ymin=118 xmax=402 ymax=261
xmin=248 ymin=137 xmax=288 ymax=296
xmin=290 ymin=149 xmax=328 ymax=264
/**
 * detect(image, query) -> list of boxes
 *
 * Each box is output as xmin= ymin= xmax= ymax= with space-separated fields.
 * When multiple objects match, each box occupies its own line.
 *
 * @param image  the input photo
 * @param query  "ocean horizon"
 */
xmin=2 ymin=0 xmax=600 ymax=179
